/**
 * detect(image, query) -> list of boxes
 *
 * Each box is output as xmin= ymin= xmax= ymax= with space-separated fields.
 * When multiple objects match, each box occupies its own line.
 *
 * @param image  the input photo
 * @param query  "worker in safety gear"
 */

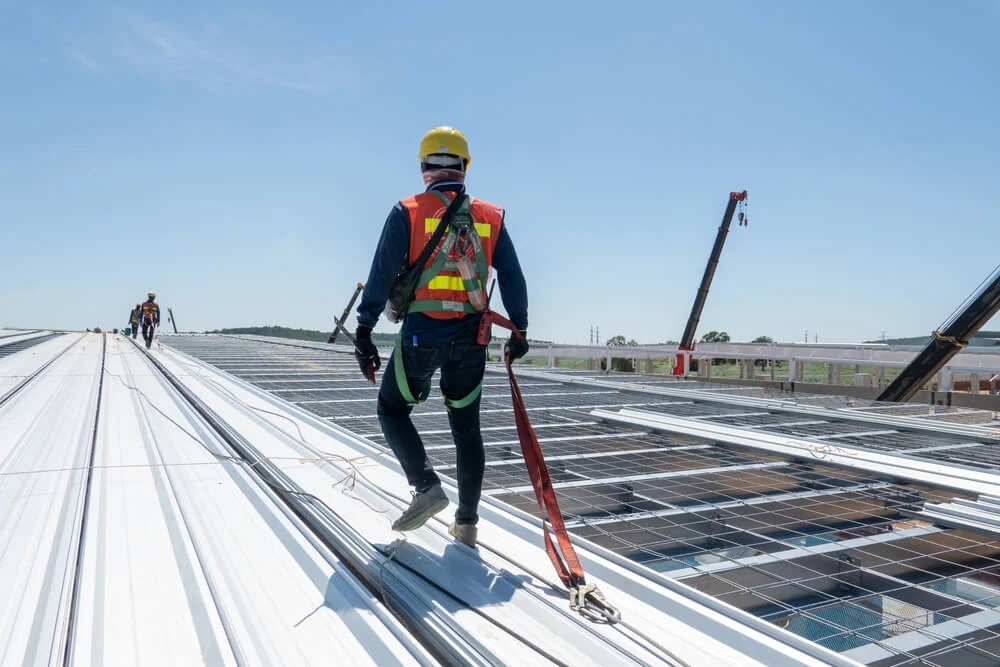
xmin=128 ymin=303 xmax=141 ymax=339
xmin=140 ymin=292 xmax=160 ymax=349
xmin=355 ymin=126 xmax=529 ymax=547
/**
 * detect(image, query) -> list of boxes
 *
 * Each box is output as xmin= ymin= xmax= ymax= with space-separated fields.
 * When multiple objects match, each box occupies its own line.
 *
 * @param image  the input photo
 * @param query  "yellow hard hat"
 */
xmin=419 ymin=126 xmax=470 ymax=169
xmin=148 ymin=291 xmax=156 ymax=299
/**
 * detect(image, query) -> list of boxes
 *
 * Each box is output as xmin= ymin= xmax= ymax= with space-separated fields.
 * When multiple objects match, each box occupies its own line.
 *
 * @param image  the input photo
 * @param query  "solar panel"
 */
xmin=165 ymin=335 xmax=1000 ymax=665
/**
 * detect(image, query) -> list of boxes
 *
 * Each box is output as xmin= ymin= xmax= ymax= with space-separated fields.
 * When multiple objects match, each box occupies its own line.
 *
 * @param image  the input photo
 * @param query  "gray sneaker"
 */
xmin=448 ymin=521 xmax=478 ymax=547
xmin=392 ymin=484 xmax=448 ymax=532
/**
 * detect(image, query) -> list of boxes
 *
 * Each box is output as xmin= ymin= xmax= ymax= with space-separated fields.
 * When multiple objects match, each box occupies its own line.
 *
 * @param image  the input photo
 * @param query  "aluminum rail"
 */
xmin=510 ymin=341 xmax=1000 ymax=374
xmin=170 ymin=332 xmax=1000 ymax=373
xmin=592 ymin=408 xmax=1000 ymax=498
xmin=511 ymin=367 xmax=1000 ymax=442
xmin=156 ymin=338 xmax=858 ymax=667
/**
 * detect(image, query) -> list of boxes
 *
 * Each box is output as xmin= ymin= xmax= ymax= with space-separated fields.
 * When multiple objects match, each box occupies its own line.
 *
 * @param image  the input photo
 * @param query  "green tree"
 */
xmin=751 ymin=336 xmax=775 ymax=370
xmin=700 ymin=331 xmax=731 ymax=343
xmin=604 ymin=334 xmax=637 ymax=371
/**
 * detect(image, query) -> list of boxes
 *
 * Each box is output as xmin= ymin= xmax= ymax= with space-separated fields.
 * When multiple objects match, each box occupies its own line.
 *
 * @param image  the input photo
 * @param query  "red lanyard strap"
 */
xmin=489 ymin=311 xmax=621 ymax=623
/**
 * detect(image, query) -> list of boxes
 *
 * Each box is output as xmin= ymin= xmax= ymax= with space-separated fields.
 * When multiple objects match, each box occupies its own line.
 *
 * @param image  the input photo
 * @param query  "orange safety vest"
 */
xmin=141 ymin=301 xmax=159 ymax=322
xmin=401 ymin=191 xmax=503 ymax=320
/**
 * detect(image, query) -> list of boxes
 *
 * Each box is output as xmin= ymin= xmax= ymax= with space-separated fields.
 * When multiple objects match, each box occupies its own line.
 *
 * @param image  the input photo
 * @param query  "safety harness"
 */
xmin=394 ymin=190 xmax=487 ymax=408
xmin=405 ymin=191 xmax=489 ymax=318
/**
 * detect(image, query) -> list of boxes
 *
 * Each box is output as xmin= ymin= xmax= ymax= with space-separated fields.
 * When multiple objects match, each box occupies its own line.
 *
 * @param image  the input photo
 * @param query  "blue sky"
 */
xmin=1 ymin=1 xmax=998 ymax=344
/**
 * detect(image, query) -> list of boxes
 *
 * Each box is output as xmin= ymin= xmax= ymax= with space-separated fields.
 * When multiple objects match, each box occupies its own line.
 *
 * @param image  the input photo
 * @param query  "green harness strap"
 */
xmin=392 ymin=330 xmax=485 ymax=407
xmin=417 ymin=234 xmax=457 ymax=289
xmin=392 ymin=331 xmax=429 ymax=405
xmin=443 ymin=381 xmax=483 ymax=409
xmin=407 ymin=300 xmax=479 ymax=315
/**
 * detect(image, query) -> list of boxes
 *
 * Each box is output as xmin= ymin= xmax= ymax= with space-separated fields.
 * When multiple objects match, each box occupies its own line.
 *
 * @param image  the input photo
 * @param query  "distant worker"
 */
xmin=140 ymin=292 xmax=160 ymax=349
xmin=355 ymin=126 xmax=529 ymax=547
xmin=128 ymin=303 xmax=141 ymax=339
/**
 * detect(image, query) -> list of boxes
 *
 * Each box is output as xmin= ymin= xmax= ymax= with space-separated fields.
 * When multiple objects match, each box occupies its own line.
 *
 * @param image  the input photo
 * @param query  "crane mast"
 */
xmin=673 ymin=190 xmax=747 ymax=376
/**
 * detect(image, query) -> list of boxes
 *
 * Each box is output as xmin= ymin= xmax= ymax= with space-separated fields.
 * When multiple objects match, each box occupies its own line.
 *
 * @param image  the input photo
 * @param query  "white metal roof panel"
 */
xmin=0 ymin=334 xmax=433 ymax=666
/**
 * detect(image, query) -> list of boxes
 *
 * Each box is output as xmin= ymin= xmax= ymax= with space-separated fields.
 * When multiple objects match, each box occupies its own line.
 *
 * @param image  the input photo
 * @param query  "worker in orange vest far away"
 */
xmin=355 ymin=126 xmax=529 ymax=547
xmin=128 ymin=303 xmax=141 ymax=339
xmin=140 ymin=291 xmax=160 ymax=349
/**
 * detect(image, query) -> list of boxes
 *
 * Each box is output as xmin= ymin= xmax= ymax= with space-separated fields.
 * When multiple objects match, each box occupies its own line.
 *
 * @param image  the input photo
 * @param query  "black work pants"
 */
xmin=130 ymin=323 xmax=139 ymax=339
xmin=377 ymin=327 xmax=486 ymax=525
xmin=141 ymin=321 xmax=156 ymax=347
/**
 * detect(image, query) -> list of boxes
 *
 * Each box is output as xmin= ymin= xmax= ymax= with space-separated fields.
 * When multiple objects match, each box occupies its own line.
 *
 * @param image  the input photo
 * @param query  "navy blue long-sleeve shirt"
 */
xmin=357 ymin=182 xmax=528 ymax=342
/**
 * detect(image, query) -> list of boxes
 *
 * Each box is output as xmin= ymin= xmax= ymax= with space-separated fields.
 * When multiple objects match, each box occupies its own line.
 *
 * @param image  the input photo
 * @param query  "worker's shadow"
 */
xmin=381 ymin=540 xmax=540 ymax=609
xmin=295 ymin=567 xmax=399 ymax=629
xmin=296 ymin=540 xmax=556 ymax=629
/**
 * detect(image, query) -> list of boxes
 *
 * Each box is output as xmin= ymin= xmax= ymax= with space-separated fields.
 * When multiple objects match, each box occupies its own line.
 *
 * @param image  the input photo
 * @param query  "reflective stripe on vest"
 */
xmin=401 ymin=191 xmax=503 ymax=321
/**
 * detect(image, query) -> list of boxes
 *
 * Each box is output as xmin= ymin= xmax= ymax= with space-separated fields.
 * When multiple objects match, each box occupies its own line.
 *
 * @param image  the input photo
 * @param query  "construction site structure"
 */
xmin=674 ymin=190 xmax=747 ymax=376
xmin=878 ymin=266 xmax=1000 ymax=402
xmin=328 ymin=282 xmax=365 ymax=344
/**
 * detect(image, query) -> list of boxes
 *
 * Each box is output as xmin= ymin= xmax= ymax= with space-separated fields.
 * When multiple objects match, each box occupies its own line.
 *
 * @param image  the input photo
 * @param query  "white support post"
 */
xmin=683 ymin=353 xmax=691 ymax=377
xmin=788 ymin=358 xmax=798 ymax=383
xmin=939 ymin=370 xmax=953 ymax=393
xmin=547 ymin=343 xmax=554 ymax=369
xmin=770 ymin=359 xmax=776 ymax=382
xmin=971 ymin=373 xmax=981 ymax=395
xmin=606 ymin=351 xmax=613 ymax=374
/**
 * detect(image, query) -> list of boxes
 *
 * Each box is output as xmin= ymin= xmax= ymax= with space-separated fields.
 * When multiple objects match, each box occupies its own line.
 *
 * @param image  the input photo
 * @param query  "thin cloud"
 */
xmin=67 ymin=47 xmax=99 ymax=72
xmin=76 ymin=10 xmax=347 ymax=92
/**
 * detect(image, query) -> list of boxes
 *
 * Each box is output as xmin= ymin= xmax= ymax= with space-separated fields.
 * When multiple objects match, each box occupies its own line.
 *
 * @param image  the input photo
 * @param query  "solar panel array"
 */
xmin=0 ymin=332 xmax=61 ymax=359
xmin=166 ymin=335 xmax=1000 ymax=666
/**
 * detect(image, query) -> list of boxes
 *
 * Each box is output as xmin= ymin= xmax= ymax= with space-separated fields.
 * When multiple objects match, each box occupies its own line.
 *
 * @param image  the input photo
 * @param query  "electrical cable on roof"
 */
xmin=104 ymin=368 xmax=239 ymax=462
xmin=126 ymin=338 xmax=401 ymax=521
xmin=167 ymin=354 xmax=396 ymax=515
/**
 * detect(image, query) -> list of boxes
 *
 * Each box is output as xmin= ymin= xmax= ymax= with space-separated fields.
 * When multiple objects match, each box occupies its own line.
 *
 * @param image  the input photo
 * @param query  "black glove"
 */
xmin=505 ymin=330 xmax=529 ymax=360
xmin=354 ymin=325 xmax=381 ymax=377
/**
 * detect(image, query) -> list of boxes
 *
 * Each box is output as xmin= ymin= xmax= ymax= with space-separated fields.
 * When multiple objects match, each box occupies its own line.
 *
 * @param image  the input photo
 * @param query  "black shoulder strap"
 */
xmin=411 ymin=190 xmax=466 ymax=273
